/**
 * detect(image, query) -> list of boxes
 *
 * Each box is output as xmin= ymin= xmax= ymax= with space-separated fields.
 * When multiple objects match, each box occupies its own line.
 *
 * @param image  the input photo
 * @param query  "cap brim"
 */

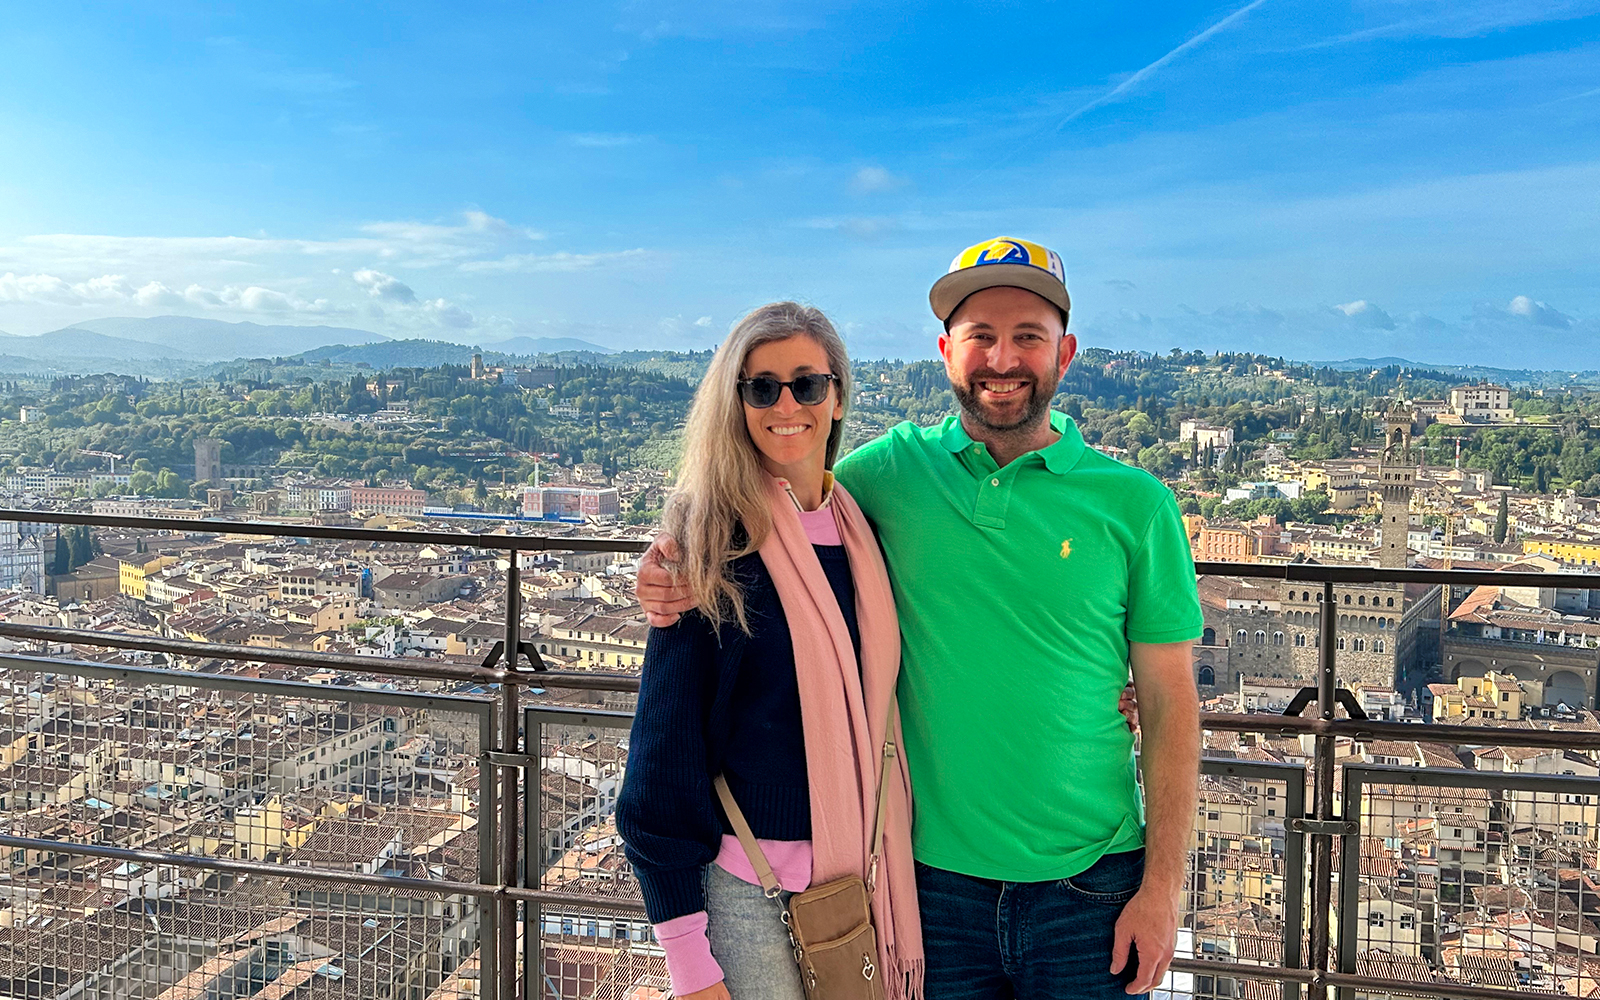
xmin=929 ymin=263 xmax=1071 ymax=323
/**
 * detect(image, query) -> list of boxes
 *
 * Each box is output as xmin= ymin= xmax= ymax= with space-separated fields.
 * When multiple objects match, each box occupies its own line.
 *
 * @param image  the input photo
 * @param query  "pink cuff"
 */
xmin=655 ymin=911 xmax=723 ymax=995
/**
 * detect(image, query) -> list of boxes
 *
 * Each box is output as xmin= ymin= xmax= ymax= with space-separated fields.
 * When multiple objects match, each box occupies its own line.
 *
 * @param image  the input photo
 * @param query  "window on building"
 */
xmin=1386 ymin=597 xmax=1395 ymax=607
xmin=1375 ymin=640 xmax=1385 ymax=653
xmin=1273 ymin=632 xmax=1284 ymax=646
xmin=1344 ymin=594 xmax=1351 ymax=605
xmin=1353 ymin=638 xmax=1365 ymax=651
xmin=1337 ymin=637 xmax=1346 ymax=650
xmin=1295 ymin=634 xmax=1306 ymax=647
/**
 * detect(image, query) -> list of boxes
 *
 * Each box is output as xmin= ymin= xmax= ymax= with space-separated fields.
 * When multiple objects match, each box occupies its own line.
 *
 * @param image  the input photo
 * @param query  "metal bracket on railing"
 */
xmin=481 ymin=750 xmax=540 ymax=769
xmin=1282 ymin=686 xmax=1369 ymax=721
xmin=479 ymin=639 xmax=550 ymax=672
xmin=1288 ymin=818 xmax=1359 ymax=836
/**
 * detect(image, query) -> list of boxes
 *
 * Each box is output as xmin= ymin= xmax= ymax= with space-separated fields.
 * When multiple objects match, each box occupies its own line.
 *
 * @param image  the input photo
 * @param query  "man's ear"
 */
xmin=1058 ymin=333 xmax=1078 ymax=378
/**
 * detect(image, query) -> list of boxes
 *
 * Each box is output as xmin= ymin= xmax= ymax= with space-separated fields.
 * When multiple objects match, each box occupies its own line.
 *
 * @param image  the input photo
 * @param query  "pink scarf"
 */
xmin=757 ymin=475 xmax=924 ymax=1000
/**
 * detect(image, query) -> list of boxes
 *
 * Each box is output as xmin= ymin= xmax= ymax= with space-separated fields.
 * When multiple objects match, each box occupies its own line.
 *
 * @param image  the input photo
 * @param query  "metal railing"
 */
xmin=0 ymin=507 xmax=1596 ymax=1000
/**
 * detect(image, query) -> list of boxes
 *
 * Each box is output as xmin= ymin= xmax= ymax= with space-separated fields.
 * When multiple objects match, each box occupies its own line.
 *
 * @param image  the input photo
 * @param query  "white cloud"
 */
xmin=458 ymin=249 xmax=648 ymax=273
xmin=850 ymin=165 xmax=907 ymax=195
xmin=1506 ymin=294 xmax=1573 ymax=327
xmin=694 ymin=316 xmax=713 ymax=328
xmin=568 ymin=133 xmax=645 ymax=148
xmin=0 ymin=271 xmax=334 ymax=315
xmin=352 ymin=268 xmax=418 ymax=304
xmin=6 ymin=210 xmax=544 ymax=273
xmin=799 ymin=216 xmax=901 ymax=239
xmin=1335 ymin=299 xmax=1396 ymax=329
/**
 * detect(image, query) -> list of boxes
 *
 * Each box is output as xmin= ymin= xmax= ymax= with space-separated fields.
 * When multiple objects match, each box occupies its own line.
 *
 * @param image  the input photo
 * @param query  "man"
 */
xmin=639 ymin=237 xmax=1202 ymax=998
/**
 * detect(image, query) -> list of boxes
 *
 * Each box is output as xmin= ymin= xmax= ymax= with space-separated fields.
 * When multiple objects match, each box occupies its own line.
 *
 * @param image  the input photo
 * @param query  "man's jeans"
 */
xmin=916 ymin=848 xmax=1147 ymax=1000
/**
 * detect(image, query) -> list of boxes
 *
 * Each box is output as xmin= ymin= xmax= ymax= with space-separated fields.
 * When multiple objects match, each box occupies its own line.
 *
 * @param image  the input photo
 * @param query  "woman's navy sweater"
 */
xmin=616 ymin=544 xmax=859 ymax=923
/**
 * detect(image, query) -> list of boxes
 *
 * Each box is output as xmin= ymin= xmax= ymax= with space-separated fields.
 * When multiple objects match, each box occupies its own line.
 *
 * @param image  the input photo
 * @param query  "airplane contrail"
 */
xmin=941 ymin=0 xmax=1269 ymax=198
xmin=1056 ymin=0 xmax=1272 ymax=128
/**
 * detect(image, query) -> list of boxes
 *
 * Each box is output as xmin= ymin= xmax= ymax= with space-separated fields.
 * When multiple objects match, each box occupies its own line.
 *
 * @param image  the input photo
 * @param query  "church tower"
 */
xmin=1378 ymin=391 xmax=1417 ymax=570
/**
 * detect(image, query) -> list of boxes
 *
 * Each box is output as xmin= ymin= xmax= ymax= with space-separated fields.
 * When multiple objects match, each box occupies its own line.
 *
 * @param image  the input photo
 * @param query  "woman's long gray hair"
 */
xmin=663 ymin=301 xmax=852 ymax=632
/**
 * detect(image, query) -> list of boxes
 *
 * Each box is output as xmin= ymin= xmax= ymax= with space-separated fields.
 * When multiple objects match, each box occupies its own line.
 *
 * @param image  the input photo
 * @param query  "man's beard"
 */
xmin=951 ymin=367 xmax=1060 ymax=434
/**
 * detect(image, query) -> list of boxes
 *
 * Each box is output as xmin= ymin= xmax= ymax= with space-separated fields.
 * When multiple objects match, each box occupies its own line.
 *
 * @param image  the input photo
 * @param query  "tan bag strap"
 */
xmin=714 ymin=696 xmax=903 ymax=898
xmin=867 ymin=700 xmax=900 ymax=892
xmin=713 ymin=774 xmax=784 ymax=898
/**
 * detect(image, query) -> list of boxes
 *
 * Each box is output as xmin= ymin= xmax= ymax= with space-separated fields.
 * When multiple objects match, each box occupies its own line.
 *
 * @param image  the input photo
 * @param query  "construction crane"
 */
xmin=80 ymin=449 xmax=125 ymax=473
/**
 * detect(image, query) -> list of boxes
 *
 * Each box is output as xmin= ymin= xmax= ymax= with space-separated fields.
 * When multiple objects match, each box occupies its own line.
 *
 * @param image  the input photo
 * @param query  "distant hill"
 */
xmin=1318 ymin=356 xmax=1598 ymax=388
xmin=476 ymin=335 xmax=615 ymax=355
xmin=0 ymin=328 xmax=184 ymax=362
xmin=67 ymin=316 xmax=390 ymax=362
xmin=296 ymin=340 xmax=483 ymax=368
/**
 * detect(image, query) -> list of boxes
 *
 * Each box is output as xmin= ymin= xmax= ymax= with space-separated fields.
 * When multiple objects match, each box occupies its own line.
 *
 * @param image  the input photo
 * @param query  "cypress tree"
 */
xmin=1494 ymin=493 xmax=1509 ymax=544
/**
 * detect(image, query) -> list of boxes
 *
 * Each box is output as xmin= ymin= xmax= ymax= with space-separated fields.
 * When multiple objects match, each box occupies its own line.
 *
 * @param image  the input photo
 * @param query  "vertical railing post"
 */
xmin=1307 ymin=579 xmax=1338 ymax=1000
xmin=500 ymin=551 xmax=524 ymax=1000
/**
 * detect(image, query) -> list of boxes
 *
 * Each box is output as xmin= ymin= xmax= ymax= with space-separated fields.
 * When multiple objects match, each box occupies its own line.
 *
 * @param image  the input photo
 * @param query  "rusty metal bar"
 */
xmin=499 ymin=551 xmax=524 ymax=1000
xmin=0 ymin=506 xmax=650 ymax=553
xmin=1307 ymin=577 xmax=1338 ymax=1000
xmin=0 ymin=620 xmax=506 ymax=683
xmin=0 ymin=832 xmax=493 ymax=897
xmin=1200 ymin=712 xmax=1600 ymax=750
xmin=1194 ymin=559 xmax=1600 ymax=588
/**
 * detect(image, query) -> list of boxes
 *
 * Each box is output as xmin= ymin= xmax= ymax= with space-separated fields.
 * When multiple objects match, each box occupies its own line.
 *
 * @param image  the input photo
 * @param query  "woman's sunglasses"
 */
xmin=737 ymin=373 xmax=839 ymax=408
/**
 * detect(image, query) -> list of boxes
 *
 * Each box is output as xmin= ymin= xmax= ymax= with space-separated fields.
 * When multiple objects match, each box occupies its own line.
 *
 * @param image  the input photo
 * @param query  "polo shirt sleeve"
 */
xmin=1126 ymin=491 xmax=1204 ymax=645
xmin=832 ymin=432 xmax=892 ymax=524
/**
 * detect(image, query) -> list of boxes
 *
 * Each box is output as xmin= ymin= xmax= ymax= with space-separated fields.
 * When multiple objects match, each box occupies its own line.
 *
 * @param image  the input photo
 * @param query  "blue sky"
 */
xmin=1 ymin=1 xmax=1597 ymax=367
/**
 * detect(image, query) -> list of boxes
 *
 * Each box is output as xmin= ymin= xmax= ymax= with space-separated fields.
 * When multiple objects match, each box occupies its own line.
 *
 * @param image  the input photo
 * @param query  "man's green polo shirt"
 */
xmin=833 ymin=410 xmax=1203 ymax=881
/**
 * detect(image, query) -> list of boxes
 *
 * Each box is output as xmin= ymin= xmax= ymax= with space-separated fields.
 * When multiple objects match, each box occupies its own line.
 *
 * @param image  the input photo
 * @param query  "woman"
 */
xmin=616 ymin=302 xmax=923 ymax=1000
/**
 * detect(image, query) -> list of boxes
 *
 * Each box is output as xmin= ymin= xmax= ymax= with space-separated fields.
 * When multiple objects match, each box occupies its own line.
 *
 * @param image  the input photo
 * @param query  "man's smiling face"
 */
xmin=939 ymin=285 xmax=1076 ymax=435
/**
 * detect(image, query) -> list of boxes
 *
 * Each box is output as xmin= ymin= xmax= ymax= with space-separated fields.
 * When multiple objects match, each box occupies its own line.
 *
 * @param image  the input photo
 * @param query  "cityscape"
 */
xmin=0 ymin=343 xmax=1594 ymax=997
xmin=3 ymin=1 xmax=1598 ymax=997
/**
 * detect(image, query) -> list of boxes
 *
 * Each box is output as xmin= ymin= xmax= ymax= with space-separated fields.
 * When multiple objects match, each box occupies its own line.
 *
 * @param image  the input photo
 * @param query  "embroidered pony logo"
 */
xmin=1060 ymin=538 xmax=1074 ymax=559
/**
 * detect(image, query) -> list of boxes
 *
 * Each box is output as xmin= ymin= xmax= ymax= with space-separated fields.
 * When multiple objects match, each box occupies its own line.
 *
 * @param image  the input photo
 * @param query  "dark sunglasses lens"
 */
xmin=742 ymin=377 xmax=782 ymax=407
xmin=792 ymin=374 xmax=831 ymax=404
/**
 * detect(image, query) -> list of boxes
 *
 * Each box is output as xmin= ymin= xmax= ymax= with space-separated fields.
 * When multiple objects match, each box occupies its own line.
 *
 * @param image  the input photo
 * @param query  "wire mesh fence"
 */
xmin=522 ymin=707 xmax=657 ymax=1000
xmin=1341 ymin=765 xmax=1600 ymax=1000
xmin=0 ymin=658 xmax=495 ymax=1000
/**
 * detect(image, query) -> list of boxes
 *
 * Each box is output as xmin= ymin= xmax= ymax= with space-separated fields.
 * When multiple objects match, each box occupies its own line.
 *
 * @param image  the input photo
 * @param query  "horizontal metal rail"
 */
xmin=1194 ymin=558 xmax=1600 ymax=588
xmin=0 ymin=620 xmax=507 ymax=683
xmin=0 ymin=506 xmax=652 ymax=553
xmin=0 ymin=832 xmax=494 ymax=898
xmin=1200 ymin=711 xmax=1600 ymax=750
xmin=0 ymin=650 xmax=497 ymax=714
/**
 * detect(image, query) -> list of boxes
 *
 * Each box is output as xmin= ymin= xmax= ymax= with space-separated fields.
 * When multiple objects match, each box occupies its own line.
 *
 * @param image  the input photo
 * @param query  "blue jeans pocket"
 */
xmin=1059 ymin=849 xmax=1144 ymax=904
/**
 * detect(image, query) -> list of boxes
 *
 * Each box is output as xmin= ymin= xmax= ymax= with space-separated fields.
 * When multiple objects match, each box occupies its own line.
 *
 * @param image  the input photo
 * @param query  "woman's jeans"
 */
xmin=915 ymin=848 xmax=1149 ymax=1000
xmin=705 ymin=862 xmax=807 ymax=999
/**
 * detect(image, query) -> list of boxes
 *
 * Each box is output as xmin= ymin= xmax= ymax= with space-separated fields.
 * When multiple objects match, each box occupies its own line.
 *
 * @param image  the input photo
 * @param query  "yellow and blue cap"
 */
xmin=929 ymin=237 xmax=1070 ymax=324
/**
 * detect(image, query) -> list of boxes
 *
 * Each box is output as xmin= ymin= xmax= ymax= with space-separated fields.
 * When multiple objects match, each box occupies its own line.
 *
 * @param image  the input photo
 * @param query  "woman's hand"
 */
xmin=636 ymin=535 xmax=695 ymax=627
xmin=1120 ymin=682 xmax=1140 ymax=733
xmin=678 ymin=981 xmax=733 ymax=1000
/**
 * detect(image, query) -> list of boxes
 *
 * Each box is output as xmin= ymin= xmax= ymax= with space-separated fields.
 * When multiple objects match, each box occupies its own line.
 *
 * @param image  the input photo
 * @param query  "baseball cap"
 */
xmin=929 ymin=237 xmax=1070 ymax=324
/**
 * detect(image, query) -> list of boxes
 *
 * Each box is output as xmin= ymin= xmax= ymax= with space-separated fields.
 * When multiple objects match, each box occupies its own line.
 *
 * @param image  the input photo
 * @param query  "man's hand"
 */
xmin=1110 ymin=883 xmax=1180 ymax=994
xmin=636 ymin=535 xmax=695 ymax=627
xmin=677 ymin=981 xmax=732 ymax=1000
xmin=1119 ymin=681 xmax=1139 ymax=733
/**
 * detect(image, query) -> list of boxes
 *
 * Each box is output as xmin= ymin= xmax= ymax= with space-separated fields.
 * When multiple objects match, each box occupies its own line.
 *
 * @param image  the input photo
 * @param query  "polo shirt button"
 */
xmin=990 ymin=478 xmax=999 ymax=486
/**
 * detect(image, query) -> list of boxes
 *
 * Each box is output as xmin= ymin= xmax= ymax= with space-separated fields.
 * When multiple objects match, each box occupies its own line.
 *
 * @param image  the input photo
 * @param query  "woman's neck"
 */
xmin=764 ymin=459 xmax=827 ymax=511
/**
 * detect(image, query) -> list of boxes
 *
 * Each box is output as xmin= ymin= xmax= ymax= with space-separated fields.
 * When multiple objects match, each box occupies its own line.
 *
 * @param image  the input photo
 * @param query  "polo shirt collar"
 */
xmin=938 ymin=410 xmax=1086 ymax=475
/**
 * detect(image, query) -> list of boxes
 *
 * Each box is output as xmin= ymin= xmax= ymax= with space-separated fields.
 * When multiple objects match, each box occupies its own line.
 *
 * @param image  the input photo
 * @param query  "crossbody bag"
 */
xmin=712 ymin=703 xmax=899 ymax=1000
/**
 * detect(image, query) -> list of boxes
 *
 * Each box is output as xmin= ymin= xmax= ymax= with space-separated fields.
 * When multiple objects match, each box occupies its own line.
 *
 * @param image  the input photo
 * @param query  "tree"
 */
xmin=129 ymin=470 xmax=156 ymax=495
xmin=67 ymin=526 xmax=90 ymax=570
xmin=1493 ymin=492 xmax=1509 ymax=544
xmin=1137 ymin=444 xmax=1175 ymax=478
xmin=52 ymin=531 xmax=68 ymax=575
